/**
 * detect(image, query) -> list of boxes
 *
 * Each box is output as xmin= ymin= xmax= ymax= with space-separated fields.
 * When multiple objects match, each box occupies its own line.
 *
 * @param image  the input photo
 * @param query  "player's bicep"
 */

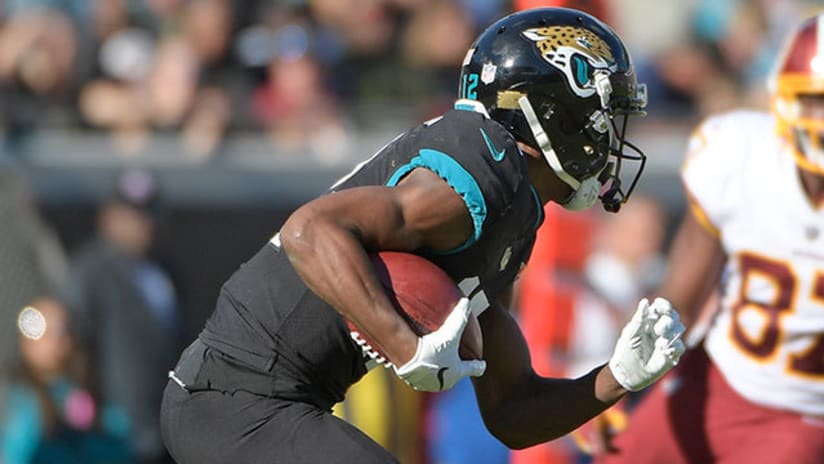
xmin=472 ymin=301 xmax=533 ymax=424
xmin=296 ymin=168 xmax=473 ymax=253
xmin=392 ymin=168 xmax=475 ymax=252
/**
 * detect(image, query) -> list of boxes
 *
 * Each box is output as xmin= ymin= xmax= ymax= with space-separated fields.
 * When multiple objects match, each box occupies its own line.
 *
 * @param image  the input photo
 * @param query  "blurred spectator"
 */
xmin=2 ymin=297 xmax=132 ymax=464
xmin=177 ymin=0 xmax=240 ymax=157
xmin=180 ymin=0 xmax=233 ymax=69
xmin=3 ymin=0 xmax=90 ymax=22
xmin=180 ymin=85 xmax=232 ymax=158
xmin=79 ymin=32 xmax=233 ymax=158
xmin=0 ymin=9 xmax=81 ymax=150
xmin=252 ymin=52 xmax=351 ymax=160
xmin=401 ymin=1 xmax=475 ymax=69
xmin=62 ymin=169 xmax=181 ymax=464
xmin=90 ymin=0 xmax=130 ymax=42
xmin=637 ymin=41 xmax=735 ymax=120
xmin=0 ymin=165 xmax=67 ymax=425
xmin=75 ymin=0 xmax=239 ymax=158
xmin=0 ymin=0 xmax=818 ymax=152
xmin=125 ymin=0 xmax=187 ymax=41
xmin=632 ymin=0 xmax=785 ymax=119
xmin=398 ymin=0 xmax=477 ymax=118
xmin=145 ymin=38 xmax=200 ymax=130
xmin=456 ymin=0 xmax=511 ymax=29
xmin=309 ymin=0 xmax=395 ymax=58
xmin=584 ymin=194 xmax=667 ymax=315
xmin=610 ymin=0 xmax=694 ymax=66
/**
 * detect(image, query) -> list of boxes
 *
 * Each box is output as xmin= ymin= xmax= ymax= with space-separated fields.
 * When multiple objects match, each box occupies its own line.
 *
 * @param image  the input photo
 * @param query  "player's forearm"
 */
xmin=280 ymin=207 xmax=419 ymax=364
xmin=475 ymin=302 xmax=627 ymax=448
xmin=656 ymin=210 xmax=726 ymax=328
xmin=484 ymin=365 xmax=626 ymax=449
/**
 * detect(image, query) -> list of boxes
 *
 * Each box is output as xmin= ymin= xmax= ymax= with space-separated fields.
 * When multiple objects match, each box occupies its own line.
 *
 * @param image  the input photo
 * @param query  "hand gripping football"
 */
xmin=347 ymin=251 xmax=483 ymax=367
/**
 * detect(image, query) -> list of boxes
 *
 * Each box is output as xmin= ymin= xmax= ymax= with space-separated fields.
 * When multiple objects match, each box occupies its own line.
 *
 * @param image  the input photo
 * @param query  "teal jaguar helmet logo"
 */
xmin=522 ymin=26 xmax=618 ymax=99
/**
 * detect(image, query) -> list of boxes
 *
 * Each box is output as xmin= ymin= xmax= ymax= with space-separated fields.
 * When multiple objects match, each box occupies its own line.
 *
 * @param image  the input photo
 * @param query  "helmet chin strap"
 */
xmin=517 ymin=95 xmax=601 ymax=211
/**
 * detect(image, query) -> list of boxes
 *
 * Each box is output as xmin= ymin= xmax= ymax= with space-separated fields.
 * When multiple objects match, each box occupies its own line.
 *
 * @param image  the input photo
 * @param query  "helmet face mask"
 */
xmin=459 ymin=7 xmax=647 ymax=212
xmin=770 ymin=14 xmax=824 ymax=175
xmin=790 ymin=94 xmax=824 ymax=170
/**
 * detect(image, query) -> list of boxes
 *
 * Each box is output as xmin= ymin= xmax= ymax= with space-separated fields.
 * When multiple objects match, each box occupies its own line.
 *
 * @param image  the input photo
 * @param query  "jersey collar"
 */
xmin=454 ymin=99 xmax=491 ymax=118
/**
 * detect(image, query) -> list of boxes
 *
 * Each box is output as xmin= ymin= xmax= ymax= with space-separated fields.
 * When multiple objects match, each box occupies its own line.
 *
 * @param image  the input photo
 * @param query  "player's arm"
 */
xmin=662 ymin=116 xmax=730 ymax=329
xmin=475 ymin=282 xmax=686 ymax=448
xmin=472 ymin=296 xmax=626 ymax=448
xmin=280 ymin=168 xmax=474 ymax=369
xmin=656 ymin=202 xmax=727 ymax=329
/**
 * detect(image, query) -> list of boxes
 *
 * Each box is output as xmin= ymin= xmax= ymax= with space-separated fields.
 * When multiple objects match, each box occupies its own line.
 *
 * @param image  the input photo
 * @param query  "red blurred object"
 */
xmin=513 ymin=0 xmax=611 ymax=24
xmin=775 ymin=16 xmax=821 ymax=74
xmin=518 ymin=204 xmax=595 ymax=376
xmin=513 ymin=204 xmax=596 ymax=464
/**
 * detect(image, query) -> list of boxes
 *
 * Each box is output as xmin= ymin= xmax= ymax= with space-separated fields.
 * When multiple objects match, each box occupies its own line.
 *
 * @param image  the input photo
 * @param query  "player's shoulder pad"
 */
xmin=683 ymin=109 xmax=773 ymax=170
xmin=696 ymin=109 xmax=772 ymax=140
xmin=413 ymin=100 xmax=527 ymax=239
xmin=681 ymin=109 xmax=774 ymax=231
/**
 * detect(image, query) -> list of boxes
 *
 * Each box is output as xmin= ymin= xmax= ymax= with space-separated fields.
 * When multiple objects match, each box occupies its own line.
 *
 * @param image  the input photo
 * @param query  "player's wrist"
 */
xmin=598 ymin=363 xmax=631 ymax=401
xmin=383 ymin=323 xmax=420 ymax=367
xmin=605 ymin=357 xmax=638 ymax=393
xmin=393 ymin=337 xmax=424 ymax=373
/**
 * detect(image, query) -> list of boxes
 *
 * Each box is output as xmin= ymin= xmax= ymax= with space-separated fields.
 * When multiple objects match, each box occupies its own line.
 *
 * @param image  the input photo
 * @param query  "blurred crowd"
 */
xmin=0 ymin=0 xmax=819 ymax=162
xmin=2 ymin=0 xmax=824 ymax=463
xmin=0 ymin=0 xmax=503 ymax=160
xmin=2 ymin=167 xmax=179 ymax=464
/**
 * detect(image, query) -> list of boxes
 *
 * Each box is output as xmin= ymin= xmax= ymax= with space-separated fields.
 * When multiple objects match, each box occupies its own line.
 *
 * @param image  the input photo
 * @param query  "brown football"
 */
xmin=346 ymin=251 xmax=483 ymax=361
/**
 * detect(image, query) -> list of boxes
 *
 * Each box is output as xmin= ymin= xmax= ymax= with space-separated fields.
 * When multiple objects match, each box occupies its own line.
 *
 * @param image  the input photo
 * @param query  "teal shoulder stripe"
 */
xmin=454 ymin=103 xmax=476 ymax=112
xmin=386 ymin=149 xmax=487 ymax=254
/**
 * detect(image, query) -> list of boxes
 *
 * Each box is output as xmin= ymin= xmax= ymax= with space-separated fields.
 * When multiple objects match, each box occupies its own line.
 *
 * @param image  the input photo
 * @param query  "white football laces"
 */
xmin=349 ymin=330 xmax=393 ymax=370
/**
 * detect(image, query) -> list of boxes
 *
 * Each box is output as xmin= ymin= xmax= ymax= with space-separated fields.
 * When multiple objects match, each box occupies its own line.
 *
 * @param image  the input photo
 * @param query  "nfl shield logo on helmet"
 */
xmin=481 ymin=63 xmax=497 ymax=84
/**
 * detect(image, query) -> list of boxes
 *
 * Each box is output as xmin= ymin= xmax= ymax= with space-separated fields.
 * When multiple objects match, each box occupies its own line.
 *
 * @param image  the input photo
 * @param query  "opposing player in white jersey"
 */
xmin=598 ymin=14 xmax=824 ymax=464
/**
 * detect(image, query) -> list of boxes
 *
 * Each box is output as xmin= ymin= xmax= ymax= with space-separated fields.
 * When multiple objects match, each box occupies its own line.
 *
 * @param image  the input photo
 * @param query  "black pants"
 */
xmin=159 ymin=341 xmax=398 ymax=464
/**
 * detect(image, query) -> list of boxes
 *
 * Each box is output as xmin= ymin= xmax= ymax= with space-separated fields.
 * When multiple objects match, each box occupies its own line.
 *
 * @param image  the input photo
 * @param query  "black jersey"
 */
xmin=199 ymin=100 xmax=545 ymax=408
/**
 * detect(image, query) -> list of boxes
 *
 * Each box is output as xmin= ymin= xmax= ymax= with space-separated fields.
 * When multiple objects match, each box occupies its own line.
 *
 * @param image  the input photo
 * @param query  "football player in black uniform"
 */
xmin=160 ymin=8 xmax=686 ymax=463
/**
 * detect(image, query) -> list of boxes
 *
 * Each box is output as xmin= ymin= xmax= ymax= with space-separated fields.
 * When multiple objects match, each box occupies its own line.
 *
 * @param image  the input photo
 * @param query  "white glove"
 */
xmin=608 ymin=297 xmax=686 ymax=392
xmin=394 ymin=298 xmax=487 ymax=392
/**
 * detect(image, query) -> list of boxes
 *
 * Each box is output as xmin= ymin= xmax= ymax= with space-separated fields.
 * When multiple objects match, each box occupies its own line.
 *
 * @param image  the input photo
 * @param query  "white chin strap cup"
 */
xmin=561 ymin=176 xmax=600 ymax=211
xmin=517 ymin=95 xmax=601 ymax=211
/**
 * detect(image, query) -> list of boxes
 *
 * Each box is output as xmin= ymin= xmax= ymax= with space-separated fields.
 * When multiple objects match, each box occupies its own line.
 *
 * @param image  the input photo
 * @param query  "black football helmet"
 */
xmin=459 ymin=7 xmax=647 ymax=212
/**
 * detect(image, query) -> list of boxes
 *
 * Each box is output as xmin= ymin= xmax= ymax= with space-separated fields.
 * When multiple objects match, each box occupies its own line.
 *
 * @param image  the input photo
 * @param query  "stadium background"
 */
xmin=0 ymin=0 xmax=820 ymax=463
